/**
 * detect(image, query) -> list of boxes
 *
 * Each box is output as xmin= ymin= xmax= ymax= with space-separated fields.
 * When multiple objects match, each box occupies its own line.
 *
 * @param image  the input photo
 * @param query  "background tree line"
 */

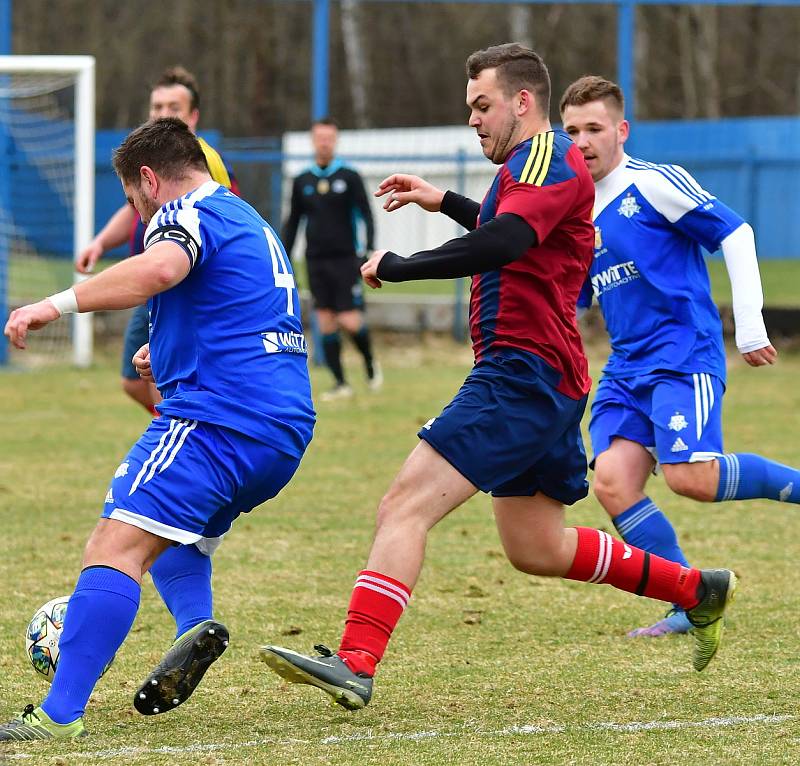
xmin=13 ymin=0 xmax=800 ymax=135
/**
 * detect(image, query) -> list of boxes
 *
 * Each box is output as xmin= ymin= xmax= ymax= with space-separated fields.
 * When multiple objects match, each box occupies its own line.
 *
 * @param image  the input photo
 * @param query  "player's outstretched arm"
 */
xmin=5 ymin=242 xmax=190 ymax=350
xmin=361 ymin=214 xmax=536 ymax=289
xmin=720 ymin=223 xmax=776 ymax=366
xmin=375 ymin=174 xmax=446 ymax=213
xmin=76 ymin=203 xmax=138 ymax=273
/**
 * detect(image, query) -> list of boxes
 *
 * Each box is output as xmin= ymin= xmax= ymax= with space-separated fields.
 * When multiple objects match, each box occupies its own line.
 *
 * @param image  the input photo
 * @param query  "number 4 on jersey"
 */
xmin=264 ymin=226 xmax=295 ymax=315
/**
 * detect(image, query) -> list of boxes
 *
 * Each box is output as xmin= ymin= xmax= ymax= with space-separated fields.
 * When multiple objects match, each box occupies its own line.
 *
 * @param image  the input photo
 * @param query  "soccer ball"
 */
xmin=25 ymin=596 xmax=115 ymax=683
xmin=25 ymin=595 xmax=70 ymax=682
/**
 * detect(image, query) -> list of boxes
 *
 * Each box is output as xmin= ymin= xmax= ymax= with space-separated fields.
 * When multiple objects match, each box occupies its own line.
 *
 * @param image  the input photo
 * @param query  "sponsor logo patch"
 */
xmin=670 ymin=437 xmax=689 ymax=453
xmin=261 ymin=331 xmax=307 ymax=355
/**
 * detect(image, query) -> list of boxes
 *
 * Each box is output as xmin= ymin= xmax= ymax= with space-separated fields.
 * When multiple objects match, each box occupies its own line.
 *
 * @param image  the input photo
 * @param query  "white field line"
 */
xmin=2 ymin=713 xmax=795 ymax=761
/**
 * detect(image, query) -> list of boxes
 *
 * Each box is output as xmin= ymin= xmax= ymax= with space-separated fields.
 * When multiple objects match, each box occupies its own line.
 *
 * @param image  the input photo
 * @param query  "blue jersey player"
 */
xmin=258 ymin=45 xmax=737 ymax=712
xmin=2 ymin=118 xmax=314 ymax=740
xmin=77 ymin=66 xmax=239 ymax=418
xmin=560 ymin=76 xmax=800 ymax=637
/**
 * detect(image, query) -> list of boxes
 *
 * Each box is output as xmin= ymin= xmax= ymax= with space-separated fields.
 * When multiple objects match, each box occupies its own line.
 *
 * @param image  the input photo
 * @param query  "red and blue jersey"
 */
xmin=470 ymin=129 xmax=595 ymax=400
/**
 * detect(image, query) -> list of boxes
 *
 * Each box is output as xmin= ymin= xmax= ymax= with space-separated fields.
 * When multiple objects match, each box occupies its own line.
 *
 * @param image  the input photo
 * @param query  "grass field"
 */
xmin=1 ymin=339 xmax=800 ymax=765
xmin=9 ymin=256 xmax=800 ymax=307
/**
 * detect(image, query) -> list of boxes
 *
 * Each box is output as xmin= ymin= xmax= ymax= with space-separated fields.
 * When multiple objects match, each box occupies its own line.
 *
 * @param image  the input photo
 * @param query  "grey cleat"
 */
xmin=134 ymin=620 xmax=229 ymax=715
xmin=0 ymin=705 xmax=86 ymax=741
xmin=259 ymin=643 xmax=373 ymax=710
xmin=686 ymin=569 xmax=738 ymax=672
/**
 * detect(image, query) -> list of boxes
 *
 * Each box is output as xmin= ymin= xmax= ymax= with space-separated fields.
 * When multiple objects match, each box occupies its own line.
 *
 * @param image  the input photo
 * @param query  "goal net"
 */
xmin=0 ymin=55 xmax=94 ymax=368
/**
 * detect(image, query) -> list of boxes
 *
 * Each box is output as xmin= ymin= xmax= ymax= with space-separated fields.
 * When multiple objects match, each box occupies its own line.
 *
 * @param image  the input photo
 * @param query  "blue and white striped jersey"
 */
xmin=578 ymin=154 xmax=744 ymax=381
xmin=142 ymin=181 xmax=315 ymax=457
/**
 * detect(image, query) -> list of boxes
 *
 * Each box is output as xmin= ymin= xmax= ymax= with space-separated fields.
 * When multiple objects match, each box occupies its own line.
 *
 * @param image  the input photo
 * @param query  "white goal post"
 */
xmin=0 ymin=55 xmax=94 ymax=367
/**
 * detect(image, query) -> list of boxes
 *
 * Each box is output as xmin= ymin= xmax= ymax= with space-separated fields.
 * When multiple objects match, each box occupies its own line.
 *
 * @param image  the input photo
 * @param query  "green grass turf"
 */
xmin=1 ymin=338 xmax=800 ymax=764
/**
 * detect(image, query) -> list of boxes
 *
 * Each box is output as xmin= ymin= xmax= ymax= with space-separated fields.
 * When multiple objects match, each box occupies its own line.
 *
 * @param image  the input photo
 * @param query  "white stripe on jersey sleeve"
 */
xmin=626 ymin=157 xmax=714 ymax=224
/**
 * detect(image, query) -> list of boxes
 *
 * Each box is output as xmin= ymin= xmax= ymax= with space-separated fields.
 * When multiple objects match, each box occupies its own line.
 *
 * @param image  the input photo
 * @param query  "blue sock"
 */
xmin=42 ymin=566 xmax=140 ymax=724
xmin=613 ymin=497 xmax=690 ymax=567
xmin=716 ymin=453 xmax=800 ymax=503
xmin=150 ymin=544 xmax=213 ymax=640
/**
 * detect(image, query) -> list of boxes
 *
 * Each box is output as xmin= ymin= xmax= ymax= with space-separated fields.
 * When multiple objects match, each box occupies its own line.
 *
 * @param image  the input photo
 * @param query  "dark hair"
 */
xmin=466 ymin=43 xmax=550 ymax=115
xmin=559 ymin=75 xmax=625 ymax=117
xmin=312 ymin=116 xmax=339 ymax=129
xmin=152 ymin=66 xmax=200 ymax=111
xmin=113 ymin=117 xmax=209 ymax=183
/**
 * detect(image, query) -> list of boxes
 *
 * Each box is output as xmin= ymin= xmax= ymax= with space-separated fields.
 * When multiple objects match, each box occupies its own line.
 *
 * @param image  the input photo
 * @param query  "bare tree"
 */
xmin=341 ymin=0 xmax=370 ymax=127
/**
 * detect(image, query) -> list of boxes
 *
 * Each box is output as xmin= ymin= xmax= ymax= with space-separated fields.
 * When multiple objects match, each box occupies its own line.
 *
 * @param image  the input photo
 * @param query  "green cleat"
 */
xmin=259 ymin=644 xmax=373 ymax=710
xmin=134 ymin=620 xmax=229 ymax=715
xmin=0 ymin=705 xmax=86 ymax=742
xmin=687 ymin=569 xmax=738 ymax=672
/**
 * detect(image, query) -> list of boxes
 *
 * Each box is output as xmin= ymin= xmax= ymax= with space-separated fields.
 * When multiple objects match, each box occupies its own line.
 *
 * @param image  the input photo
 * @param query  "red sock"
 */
xmin=566 ymin=527 xmax=701 ymax=609
xmin=338 ymin=570 xmax=411 ymax=676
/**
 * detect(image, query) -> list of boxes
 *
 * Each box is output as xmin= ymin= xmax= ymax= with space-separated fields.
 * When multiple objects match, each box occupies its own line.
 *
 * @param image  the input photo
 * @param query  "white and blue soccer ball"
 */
xmin=25 ymin=595 xmax=70 ymax=682
xmin=25 ymin=596 xmax=114 ymax=683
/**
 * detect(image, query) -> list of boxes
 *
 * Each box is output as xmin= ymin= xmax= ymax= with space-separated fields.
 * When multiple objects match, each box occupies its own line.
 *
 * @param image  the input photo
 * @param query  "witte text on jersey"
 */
xmin=591 ymin=260 xmax=640 ymax=297
xmin=261 ymin=331 xmax=307 ymax=355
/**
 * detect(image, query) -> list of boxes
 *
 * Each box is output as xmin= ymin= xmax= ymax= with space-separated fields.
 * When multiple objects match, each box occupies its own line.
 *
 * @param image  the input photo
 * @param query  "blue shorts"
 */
xmin=418 ymin=350 xmax=589 ymax=504
xmin=102 ymin=416 xmax=301 ymax=546
xmin=589 ymin=371 xmax=725 ymax=466
xmin=121 ymin=303 xmax=150 ymax=380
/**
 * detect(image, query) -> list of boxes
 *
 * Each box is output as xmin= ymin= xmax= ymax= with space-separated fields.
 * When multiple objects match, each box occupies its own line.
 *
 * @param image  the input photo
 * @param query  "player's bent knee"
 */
xmin=662 ymin=464 xmax=715 ymax=502
xmin=592 ymin=473 xmax=625 ymax=515
xmin=506 ymin=552 xmax=563 ymax=577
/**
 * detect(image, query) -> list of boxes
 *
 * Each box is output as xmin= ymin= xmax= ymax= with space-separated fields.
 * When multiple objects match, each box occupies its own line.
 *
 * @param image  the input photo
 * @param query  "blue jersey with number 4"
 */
xmin=578 ymin=155 xmax=744 ymax=382
xmin=142 ymin=181 xmax=315 ymax=457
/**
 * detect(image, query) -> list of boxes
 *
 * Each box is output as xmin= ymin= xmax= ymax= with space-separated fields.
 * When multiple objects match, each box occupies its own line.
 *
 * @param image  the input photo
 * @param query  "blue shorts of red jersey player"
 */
xmin=102 ymin=416 xmax=301 ymax=549
xmin=121 ymin=303 xmax=150 ymax=380
xmin=419 ymin=349 xmax=589 ymax=504
xmin=589 ymin=371 xmax=725 ymax=467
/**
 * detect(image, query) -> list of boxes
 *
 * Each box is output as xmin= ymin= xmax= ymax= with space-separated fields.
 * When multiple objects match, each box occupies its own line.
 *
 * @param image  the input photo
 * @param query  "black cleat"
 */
xmin=134 ymin=620 xmax=229 ymax=715
xmin=259 ymin=644 xmax=373 ymax=710
xmin=687 ymin=569 xmax=738 ymax=671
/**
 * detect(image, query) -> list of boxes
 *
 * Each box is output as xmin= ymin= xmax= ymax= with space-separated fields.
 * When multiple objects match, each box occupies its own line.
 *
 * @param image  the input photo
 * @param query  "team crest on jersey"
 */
xmin=317 ymin=178 xmax=330 ymax=195
xmin=114 ymin=462 xmax=130 ymax=478
xmin=668 ymin=413 xmax=688 ymax=432
xmin=332 ymin=178 xmax=347 ymax=193
xmin=617 ymin=193 xmax=641 ymax=219
xmin=670 ymin=437 xmax=689 ymax=453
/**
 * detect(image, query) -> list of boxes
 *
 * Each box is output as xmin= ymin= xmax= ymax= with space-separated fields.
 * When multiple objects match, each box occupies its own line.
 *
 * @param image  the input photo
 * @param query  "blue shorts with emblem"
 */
xmin=418 ymin=349 xmax=589 ymax=504
xmin=589 ymin=371 xmax=725 ymax=466
xmin=102 ymin=416 xmax=301 ymax=546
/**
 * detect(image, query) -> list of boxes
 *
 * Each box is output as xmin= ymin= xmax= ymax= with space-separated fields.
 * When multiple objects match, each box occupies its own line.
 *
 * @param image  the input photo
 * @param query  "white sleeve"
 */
xmin=631 ymin=163 xmax=713 ymax=224
xmin=720 ymin=223 xmax=771 ymax=353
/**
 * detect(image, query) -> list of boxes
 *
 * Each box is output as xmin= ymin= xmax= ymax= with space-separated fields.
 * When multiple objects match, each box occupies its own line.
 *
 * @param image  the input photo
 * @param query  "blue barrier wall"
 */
xmin=627 ymin=117 xmax=800 ymax=258
xmin=10 ymin=117 xmax=800 ymax=260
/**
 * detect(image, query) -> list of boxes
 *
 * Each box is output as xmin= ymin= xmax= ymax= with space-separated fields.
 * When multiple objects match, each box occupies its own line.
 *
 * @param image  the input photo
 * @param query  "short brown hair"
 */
xmin=113 ymin=117 xmax=209 ymax=183
xmin=466 ymin=43 xmax=550 ymax=115
xmin=312 ymin=116 xmax=339 ymax=129
xmin=559 ymin=75 xmax=624 ymax=117
xmin=152 ymin=66 xmax=200 ymax=111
